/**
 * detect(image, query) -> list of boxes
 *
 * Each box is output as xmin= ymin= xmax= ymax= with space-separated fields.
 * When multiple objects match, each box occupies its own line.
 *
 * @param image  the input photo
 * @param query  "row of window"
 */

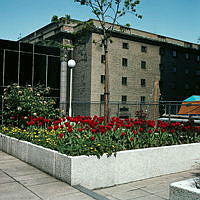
xmin=100 ymin=75 xmax=146 ymax=86
xmin=101 ymin=56 xmax=147 ymax=68
xmin=160 ymin=49 xmax=200 ymax=61
xmin=160 ymin=64 xmax=200 ymax=75
xmin=122 ymin=42 xmax=147 ymax=53
xmin=122 ymin=42 xmax=200 ymax=61
xmin=100 ymin=95 xmax=146 ymax=103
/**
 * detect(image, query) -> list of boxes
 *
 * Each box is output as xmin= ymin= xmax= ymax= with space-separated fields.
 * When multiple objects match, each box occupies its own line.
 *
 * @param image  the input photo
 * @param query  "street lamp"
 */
xmin=68 ymin=59 xmax=76 ymax=117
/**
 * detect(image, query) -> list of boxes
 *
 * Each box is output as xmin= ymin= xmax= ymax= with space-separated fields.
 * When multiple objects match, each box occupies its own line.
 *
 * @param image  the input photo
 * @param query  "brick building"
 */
xmin=20 ymin=19 xmax=200 ymax=118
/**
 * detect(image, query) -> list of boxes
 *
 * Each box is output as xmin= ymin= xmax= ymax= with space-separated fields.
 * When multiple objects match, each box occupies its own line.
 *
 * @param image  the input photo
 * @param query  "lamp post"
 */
xmin=68 ymin=59 xmax=76 ymax=117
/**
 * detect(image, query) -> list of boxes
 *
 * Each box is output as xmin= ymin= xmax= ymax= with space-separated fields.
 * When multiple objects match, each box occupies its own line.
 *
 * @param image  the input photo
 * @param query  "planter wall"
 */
xmin=170 ymin=178 xmax=200 ymax=200
xmin=0 ymin=133 xmax=200 ymax=189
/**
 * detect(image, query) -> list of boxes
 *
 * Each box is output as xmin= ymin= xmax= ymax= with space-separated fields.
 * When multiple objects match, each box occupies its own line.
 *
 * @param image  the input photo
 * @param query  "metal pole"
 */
xmin=3 ymin=50 xmax=5 ymax=86
xmin=46 ymin=55 xmax=48 ymax=88
xmin=18 ymin=42 xmax=21 ymax=85
xmin=1 ymin=96 xmax=3 ymax=125
xmin=69 ymin=68 xmax=73 ymax=117
xmin=32 ymin=44 xmax=35 ymax=86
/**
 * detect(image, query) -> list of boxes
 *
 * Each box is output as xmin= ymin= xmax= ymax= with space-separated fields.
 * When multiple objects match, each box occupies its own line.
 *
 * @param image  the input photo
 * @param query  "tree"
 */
xmin=74 ymin=0 xmax=142 ymax=124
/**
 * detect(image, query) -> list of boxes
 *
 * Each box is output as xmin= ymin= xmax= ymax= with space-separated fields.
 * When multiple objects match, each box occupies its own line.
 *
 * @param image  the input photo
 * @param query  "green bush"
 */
xmin=2 ymin=84 xmax=62 ymax=126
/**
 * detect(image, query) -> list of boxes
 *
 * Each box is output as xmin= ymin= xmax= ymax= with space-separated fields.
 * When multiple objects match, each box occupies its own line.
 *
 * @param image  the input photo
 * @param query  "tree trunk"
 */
xmin=104 ymin=40 xmax=109 ymax=124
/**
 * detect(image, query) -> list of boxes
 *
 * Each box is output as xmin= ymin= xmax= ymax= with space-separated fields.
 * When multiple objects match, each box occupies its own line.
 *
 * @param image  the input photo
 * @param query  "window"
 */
xmin=172 ymin=50 xmax=177 ymax=57
xmin=100 ymin=94 xmax=104 ymax=102
xmin=197 ymin=55 xmax=200 ymax=62
xmin=141 ymin=46 xmax=147 ymax=53
xmin=122 ymin=58 xmax=128 ymax=66
xmin=123 ymin=42 xmax=129 ymax=49
xmin=196 ymin=71 xmax=200 ymax=76
xmin=120 ymin=107 xmax=129 ymax=112
xmin=172 ymin=67 xmax=176 ymax=73
xmin=122 ymin=77 xmax=127 ymax=85
xmin=157 ymin=35 xmax=166 ymax=42
xmin=101 ymin=75 xmax=105 ymax=83
xmin=101 ymin=55 xmax=105 ymax=63
xmin=122 ymin=95 xmax=127 ymax=103
xmin=185 ymin=53 xmax=189 ymax=60
xmin=141 ymin=61 xmax=146 ymax=69
xmin=141 ymin=79 xmax=146 ymax=87
xmin=185 ymin=84 xmax=189 ymax=89
xmin=159 ymin=64 xmax=164 ymax=72
xmin=184 ymin=42 xmax=192 ymax=48
xmin=159 ymin=47 xmax=165 ymax=55
xmin=141 ymin=96 xmax=145 ymax=103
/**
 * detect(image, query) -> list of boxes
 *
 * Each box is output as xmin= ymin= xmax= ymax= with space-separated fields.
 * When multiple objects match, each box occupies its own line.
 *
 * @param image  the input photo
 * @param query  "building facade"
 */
xmin=20 ymin=19 xmax=200 ymax=118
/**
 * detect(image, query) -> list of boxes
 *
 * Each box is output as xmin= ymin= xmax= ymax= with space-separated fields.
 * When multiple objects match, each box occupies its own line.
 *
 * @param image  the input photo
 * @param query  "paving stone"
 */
xmin=133 ymin=194 xmax=167 ymax=200
xmin=49 ymin=192 xmax=95 ymax=200
xmin=94 ymin=184 xmax=137 ymax=195
xmin=108 ymin=188 xmax=151 ymax=200
xmin=19 ymin=176 xmax=59 ymax=186
xmin=0 ymin=182 xmax=40 ymax=200
xmin=29 ymin=181 xmax=79 ymax=199
xmin=15 ymin=172 xmax=51 ymax=181
xmin=0 ymin=170 xmax=14 ymax=184
xmin=155 ymin=190 xmax=169 ymax=200
xmin=2 ymin=164 xmax=42 ymax=177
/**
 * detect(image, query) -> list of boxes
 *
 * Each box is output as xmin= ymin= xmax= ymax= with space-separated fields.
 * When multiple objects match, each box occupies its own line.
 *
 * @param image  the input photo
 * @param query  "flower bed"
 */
xmin=1 ymin=133 xmax=200 ymax=189
xmin=1 ymin=116 xmax=200 ymax=158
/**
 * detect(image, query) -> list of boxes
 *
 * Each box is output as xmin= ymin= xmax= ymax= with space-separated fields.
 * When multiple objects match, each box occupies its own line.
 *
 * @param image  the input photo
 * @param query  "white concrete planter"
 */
xmin=170 ymin=178 xmax=200 ymax=200
xmin=0 ymin=133 xmax=200 ymax=189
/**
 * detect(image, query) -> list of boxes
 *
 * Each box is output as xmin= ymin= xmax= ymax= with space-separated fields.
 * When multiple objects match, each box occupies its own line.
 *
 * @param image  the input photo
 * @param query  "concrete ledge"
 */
xmin=0 ymin=133 xmax=200 ymax=189
xmin=170 ymin=178 xmax=200 ymax=200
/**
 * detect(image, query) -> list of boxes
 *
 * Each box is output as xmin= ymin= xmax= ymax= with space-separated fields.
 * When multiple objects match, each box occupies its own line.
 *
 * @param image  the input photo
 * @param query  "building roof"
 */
xmin=19 ymin=18 xmax=200 ymax=51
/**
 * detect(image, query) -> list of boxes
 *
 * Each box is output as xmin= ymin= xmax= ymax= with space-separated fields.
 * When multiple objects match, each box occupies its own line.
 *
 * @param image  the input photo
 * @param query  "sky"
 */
xmin=0 ymin=0 xmax=199 ymax=43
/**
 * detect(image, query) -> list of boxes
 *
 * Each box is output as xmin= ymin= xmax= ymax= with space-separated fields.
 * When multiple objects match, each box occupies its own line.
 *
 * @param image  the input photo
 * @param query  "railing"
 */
xmin=1 ymin=96 xmax=200 ymax=125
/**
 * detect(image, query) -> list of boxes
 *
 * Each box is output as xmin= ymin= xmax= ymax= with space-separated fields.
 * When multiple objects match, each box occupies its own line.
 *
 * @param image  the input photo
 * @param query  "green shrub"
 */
xmin=2 ymin=84 xmax=62 ymax=126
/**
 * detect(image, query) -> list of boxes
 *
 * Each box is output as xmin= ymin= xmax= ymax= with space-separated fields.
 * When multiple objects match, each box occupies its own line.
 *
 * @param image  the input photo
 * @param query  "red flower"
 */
xmin=100 ymin=128 xmax=106 ymax=134
xmin=27 ymin=120 xmax=35 ymax=126
xmin=54 ymin=125 xmax=59 ymax=130
xmin=129 ymin=137 xmax=134 ymax=141
xmin=67 ymin=128 xmax=73 ymax=133
xmin=132 ymin=130 xmax=137 ymax=135
xmin=121 ymin=132 xmax=126 ymax=136
xmin=139 ymin=128 xmax=144 ymax=132
xmin=91 ymin=129 xmax=97 ymax=133
xmin=148 ymin=121 xmax=155 ymax=128
xmin=48 ymin=126 xmax=53 ymax=131
xmin=91 ymin=136 xmax=95 ymax=141
xmin=38 ymin=122 xmax=43 ymax=126
xmin=161 ymin=128 xmax=165 ymax=133
xmin=38 ymin=116 xmax=44 ymax=121
xmin=78 ymin=128 xmax=83 ymax=132
xmin=105 ymin=125 xmax=112 ymax=130
xmin=170 ymin=129 xmax=175 ymax=133
xmin=59 ymin=133 xmax=64 ymax=138
xmin=148 ymin=129 xmax=153 ymax=134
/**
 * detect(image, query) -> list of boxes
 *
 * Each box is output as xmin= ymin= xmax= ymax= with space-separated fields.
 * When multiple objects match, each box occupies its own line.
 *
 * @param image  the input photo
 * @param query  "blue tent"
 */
xmin=184 ymin=95 xmax=200 ymax=102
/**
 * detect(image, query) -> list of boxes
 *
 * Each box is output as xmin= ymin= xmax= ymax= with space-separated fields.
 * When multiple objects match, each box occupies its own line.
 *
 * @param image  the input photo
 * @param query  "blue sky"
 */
xmin=0 ymin=0 xmax=199 ymax=43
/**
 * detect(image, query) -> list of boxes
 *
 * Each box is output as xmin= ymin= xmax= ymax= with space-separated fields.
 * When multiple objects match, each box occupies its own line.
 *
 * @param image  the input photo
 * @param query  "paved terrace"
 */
xmin=0 ymin=151 xmax=199 ymax=200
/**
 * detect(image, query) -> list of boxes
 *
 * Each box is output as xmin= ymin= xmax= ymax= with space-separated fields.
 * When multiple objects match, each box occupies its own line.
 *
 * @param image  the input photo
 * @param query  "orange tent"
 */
xmin=178 ymin=96 xmax=200 ymax=115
